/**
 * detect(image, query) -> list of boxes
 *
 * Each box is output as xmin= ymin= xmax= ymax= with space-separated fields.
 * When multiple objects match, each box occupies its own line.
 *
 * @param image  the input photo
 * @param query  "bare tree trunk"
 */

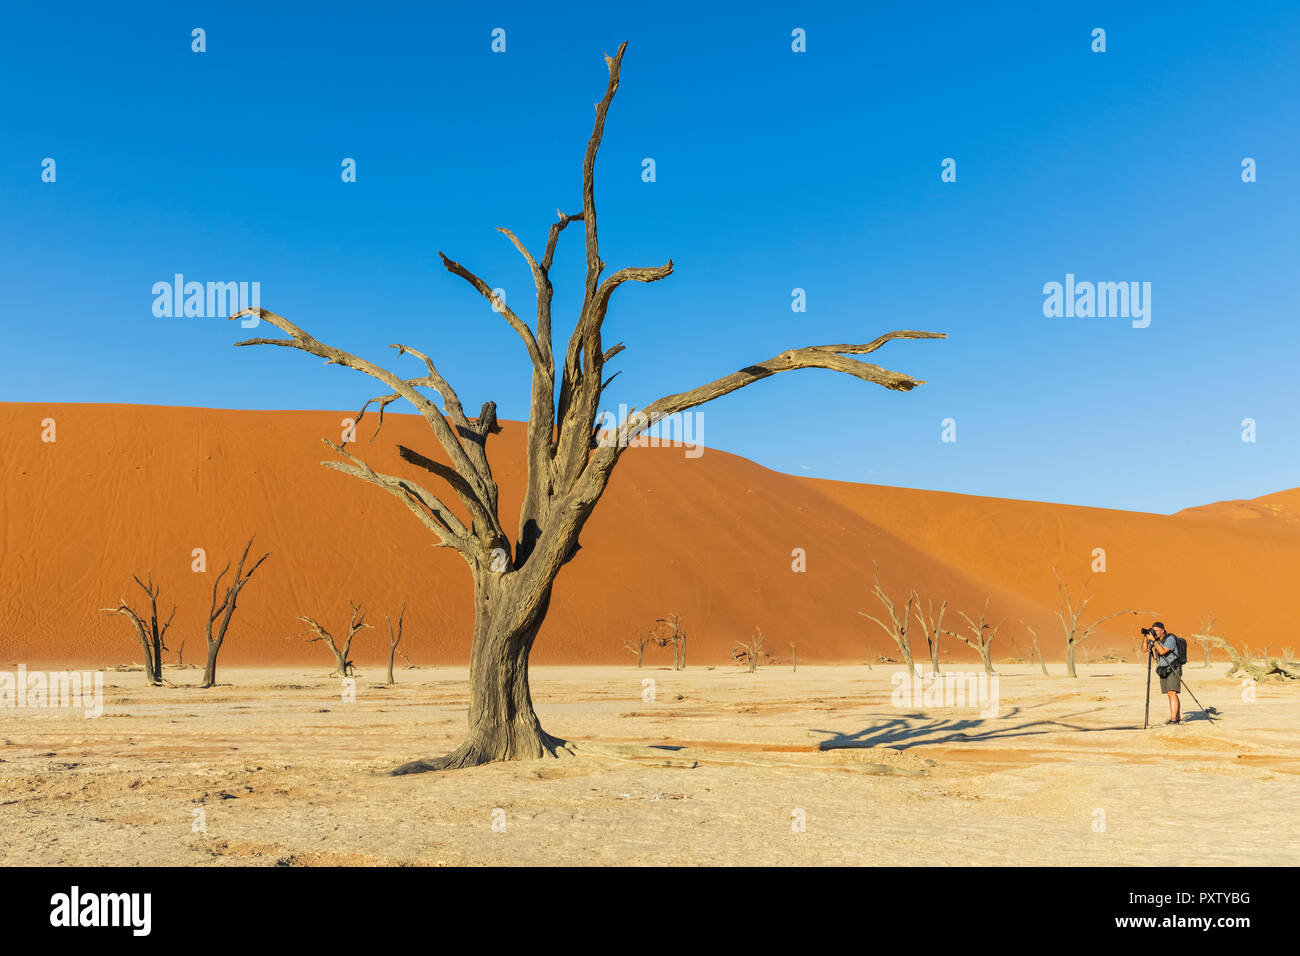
xmin=386 ymin=602 xmax=406 ymax=685
xmin=1065 ymin=639 xmax=1077 ymax=678
xmin=140 ymin=631 xmax=158 ymax=684
xmin=201 ymin=642 xmax=220 ymax=688
xmin=396 ymin=581 xmax=565 ymax=772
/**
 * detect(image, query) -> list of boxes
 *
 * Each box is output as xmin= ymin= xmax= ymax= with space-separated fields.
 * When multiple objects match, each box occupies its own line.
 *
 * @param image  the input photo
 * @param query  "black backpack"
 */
xmin=1158 ymin=634 xmax=1187 ymax=673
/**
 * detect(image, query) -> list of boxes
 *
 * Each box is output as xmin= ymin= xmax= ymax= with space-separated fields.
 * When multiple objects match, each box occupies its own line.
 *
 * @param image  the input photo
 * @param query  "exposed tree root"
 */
xmin=391 ymin=737 xmax=925 ymax=775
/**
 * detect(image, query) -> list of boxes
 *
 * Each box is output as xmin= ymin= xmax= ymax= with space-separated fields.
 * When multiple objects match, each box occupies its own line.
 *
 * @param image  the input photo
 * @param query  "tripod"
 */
xmin=1145 ymin=644 xmax=1216 ymax=725
xmin=1179 ymin=672 xmax=1216 ymax=723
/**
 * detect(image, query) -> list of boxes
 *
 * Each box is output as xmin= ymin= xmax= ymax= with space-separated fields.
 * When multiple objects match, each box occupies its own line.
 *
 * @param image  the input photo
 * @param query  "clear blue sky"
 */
xmin=4 ymin=1 xmax=1297 ymax=513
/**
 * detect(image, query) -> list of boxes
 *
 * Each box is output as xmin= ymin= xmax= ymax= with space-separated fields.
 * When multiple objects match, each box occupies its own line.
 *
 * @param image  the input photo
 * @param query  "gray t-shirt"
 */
xmin=1153 ymin=634 xmax=1179 ymax=669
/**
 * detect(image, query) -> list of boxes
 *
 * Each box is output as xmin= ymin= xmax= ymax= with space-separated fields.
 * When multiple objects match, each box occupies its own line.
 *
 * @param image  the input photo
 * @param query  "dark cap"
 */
xmin=1151 ymin=621 xmax=1165 ymax=630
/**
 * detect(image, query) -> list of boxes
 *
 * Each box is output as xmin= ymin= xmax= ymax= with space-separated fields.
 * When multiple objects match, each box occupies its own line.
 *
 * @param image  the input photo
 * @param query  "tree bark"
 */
xmin=395 ymin=578 xmax=568 ymax=773
xmin=201 ymin=643 xmax=220 ymax=688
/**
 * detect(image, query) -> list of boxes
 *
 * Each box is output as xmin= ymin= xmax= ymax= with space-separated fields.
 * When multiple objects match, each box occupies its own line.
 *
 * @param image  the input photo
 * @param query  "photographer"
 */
xmin=1143 ymin=622 xmax=1182 ymax=724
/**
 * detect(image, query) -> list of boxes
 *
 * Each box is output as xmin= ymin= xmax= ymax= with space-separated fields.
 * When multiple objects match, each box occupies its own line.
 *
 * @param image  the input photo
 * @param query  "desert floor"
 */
xmin=1 ymin=662 xmax=1296 ymax=866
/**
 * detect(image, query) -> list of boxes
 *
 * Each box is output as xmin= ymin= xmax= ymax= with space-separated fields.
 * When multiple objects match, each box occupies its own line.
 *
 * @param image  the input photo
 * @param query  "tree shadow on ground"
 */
xmin=812 ymin=708 xmax=1133 ymax=751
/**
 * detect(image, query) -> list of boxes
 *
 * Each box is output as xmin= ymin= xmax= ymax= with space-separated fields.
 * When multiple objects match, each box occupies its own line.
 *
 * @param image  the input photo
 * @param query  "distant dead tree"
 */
xmin=385 ymin=602 xmax=407 ymax=685
xmin=1021 ymin=620 xmax=1049 ymax=676
xmin=1052 ymin=569 xmax=1146 ymax=678
xmin=654 ymin=614 xmax=687 ymax=670
xmin=301 ymin=602 xmax=373 ymax=677
xmin=733 ymin=627 xmax=768 ymax=672
xmin=231 ymin=43 xmax=943 ymax=771
xmin=1191 ymin=616 xmax=1218 ymax=668
xmin=859 ymin=564 xmax=918 ymax=674
xmin=790 ymin=642 xmax=797 ymax=672
xmin=912 ymin=597 xmax=950 ymax=676
xmin=200 ymin=538 xmax=270 ymax=689
xmin=956 ymin=598 xmax=1002 ymax=676
xmin=624 ymin=630 xmax=653 ymax=668
xmin=102 ymin=573 xmax=175 ymax=686
xmin=1203 ymin=634 xmax=1300 ymax=683
xmin=1005 ymin=630 xmax=1027 ymax=665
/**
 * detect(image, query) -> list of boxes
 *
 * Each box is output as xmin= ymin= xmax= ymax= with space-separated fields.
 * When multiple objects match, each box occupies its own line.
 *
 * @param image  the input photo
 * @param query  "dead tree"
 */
xmin=385 ymin=602 xmax=407 ymax=685
xmin=624 ymin=630 xmax=653 ymax=668
xmin=1204 ymin=634 xmax=1300 ymax=683
xmin=1021 ymin=620 xmax=1049 ymax=676
xmin=101 ymin=573 xmax=175 ymax=686
xmin=1191 ymin=616 xmax=1218 ymax=668
xmin=200 ymin=538 xmax=270 ymax=688
xmin=1053 ymin=569 xmax=1146 ymax=678
xmin=301 ymin=602 xmax=373 ymax=677
xmin=733 ymin=628 xmax=767 ymax=673
xmin=654 ymin=614 xmax=687 ymax=670
xmin=1005 ymin=630 xmax=1027 ymax=665
xmin=230 ymin=44 xmax=943 ymax=772
xmin=956 ymin=598 xmax=1002 ymax=676
xmin=912 ymin=597 xmax=950 ymax=676
xmin=858 ymin=564 xmax=919 ymax=674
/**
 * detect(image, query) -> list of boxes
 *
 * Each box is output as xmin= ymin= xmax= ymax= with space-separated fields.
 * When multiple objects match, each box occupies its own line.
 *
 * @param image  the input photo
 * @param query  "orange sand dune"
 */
xmin=0 ymin=403 xmax=1293 ymax=669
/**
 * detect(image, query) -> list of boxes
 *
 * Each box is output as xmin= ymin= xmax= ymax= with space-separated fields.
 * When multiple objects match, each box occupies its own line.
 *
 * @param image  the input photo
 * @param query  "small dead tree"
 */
xmin=231 ymin=43 xmax=943 ymax=772
xmin=385 ymin=602 xmax=407 ymax=685
xmin=912 ymin=597 xmax=950 ymax=676
xmin=1191 ymin=616 xmax=1218 ymax=668
xmin=1021 ymin=620 xmax=1049 ymax=676
xmin=733 ymin=627 xmax=767 ymax=672
xmin=301 ymin=602 xmax=373 ymax=677
xmin=200 ymin=538 xmax=270 ymax=688
xmin=1005 ymin=630 xmax=1027 ymax=665
xmin=654 ymin=614 xmax=687 ymax=670
xmin=790 ymin=642 xmax=797 ymax=672
xmin=1053 ymin=569 xmax=1146 ymax=678
xmin=101 ymin=573 xmax=175 ymax=686
xmin=956 ymin=598 xmax=1002 ymax=676
xmin=859 ymin=564 xmax=918 ymax=674
xmin=624 ymin=630 xmax=653 ymax=668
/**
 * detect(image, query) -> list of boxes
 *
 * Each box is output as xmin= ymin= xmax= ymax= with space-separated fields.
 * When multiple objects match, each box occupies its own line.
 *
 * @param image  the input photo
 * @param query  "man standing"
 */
xmin=1144 ymin=622 xmax=1181 ymax=724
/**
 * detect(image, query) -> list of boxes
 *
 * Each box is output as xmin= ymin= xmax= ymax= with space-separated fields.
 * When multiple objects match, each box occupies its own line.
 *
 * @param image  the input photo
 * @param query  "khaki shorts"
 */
xmin=1159 ymin=665 xmax=1182 ymax=693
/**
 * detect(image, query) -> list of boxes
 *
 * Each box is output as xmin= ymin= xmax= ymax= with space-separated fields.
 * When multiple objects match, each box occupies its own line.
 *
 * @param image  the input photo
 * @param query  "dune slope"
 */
xmin=0 ymin=404 xmax=1292 ymax=668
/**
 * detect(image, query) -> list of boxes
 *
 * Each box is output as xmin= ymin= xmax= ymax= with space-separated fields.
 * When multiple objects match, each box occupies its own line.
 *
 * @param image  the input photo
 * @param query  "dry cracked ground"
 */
xmin=2 ymin=663 xmax=1296 ymax=866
